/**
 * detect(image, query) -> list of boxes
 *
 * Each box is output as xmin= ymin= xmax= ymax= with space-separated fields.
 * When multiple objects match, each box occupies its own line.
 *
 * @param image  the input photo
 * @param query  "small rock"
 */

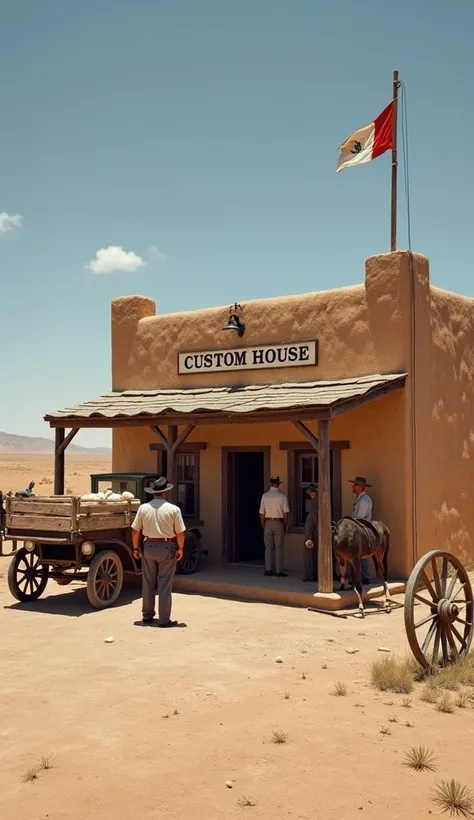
xmin=377 ymin=646 xmax=391 ymax=652
xmin=275 ymin=656 xmax=283 ymax=663
xmin=225 ymin=781 xmax=233 ymax=789
xmin=327 ymin=637 xmax=335 ymax=643
xmin=104 ymin=636 xmax=114 ymax=643
xmin=346 ymin=648 xmax=359 ymax=654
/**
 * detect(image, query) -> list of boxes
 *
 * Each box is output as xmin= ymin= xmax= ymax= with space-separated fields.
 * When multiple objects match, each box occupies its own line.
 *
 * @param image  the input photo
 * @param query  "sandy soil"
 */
xmin=1 ymin=454 xmax=473 ymax=819
xmin=0 ymin=452 xmax=112 ymax=497
xmin=1 ymin=572 xmax=474 ymax=820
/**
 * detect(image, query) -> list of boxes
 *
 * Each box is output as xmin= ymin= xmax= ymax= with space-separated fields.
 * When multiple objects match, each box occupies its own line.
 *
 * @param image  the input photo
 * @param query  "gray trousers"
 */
xmin=303 ymin=543 xmax=317 ymax=580
xmin=141 ymin=540 xmax=177 ymax=624
xmin=264 ymin=520 xmax=285 ymax=573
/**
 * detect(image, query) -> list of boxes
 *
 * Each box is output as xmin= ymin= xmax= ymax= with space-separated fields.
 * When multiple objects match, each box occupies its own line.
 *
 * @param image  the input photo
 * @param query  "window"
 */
xmin=295 ymin=451 xmax=319 ymax=527
xmin=156 ymin=448 xmax=200 ymax=519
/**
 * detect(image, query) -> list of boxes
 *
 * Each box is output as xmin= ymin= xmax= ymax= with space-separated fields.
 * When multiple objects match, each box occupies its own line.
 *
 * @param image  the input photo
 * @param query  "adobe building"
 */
xmin=45 ymin=251 xmax=474 ymax=593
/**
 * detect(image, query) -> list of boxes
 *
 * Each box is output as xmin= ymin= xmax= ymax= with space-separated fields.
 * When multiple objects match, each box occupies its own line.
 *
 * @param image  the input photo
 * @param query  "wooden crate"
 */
xmin=6 ymin=496 xmax=140 ymax=534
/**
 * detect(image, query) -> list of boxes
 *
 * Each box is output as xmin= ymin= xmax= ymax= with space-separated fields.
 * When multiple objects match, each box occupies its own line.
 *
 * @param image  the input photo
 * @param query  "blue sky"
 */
xmin=1 ymin=0 xmax=472 ymax=446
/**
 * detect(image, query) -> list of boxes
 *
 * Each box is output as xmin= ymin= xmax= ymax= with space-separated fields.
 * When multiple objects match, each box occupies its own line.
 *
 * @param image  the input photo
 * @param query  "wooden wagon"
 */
xmin=4 ymin=481 xmax=203 ymax=609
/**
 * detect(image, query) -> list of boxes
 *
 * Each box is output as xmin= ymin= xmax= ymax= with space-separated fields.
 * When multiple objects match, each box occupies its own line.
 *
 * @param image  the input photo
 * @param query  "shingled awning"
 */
xmin=44 ymin=373 xmax=407 ymax=428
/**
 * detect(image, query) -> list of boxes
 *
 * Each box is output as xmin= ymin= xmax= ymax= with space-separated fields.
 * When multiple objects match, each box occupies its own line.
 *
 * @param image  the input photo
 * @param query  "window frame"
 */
xmin=280 ymin=440 xmax=347 ymax=533
xmin=149 ymin=442 xmax=206 ymax=522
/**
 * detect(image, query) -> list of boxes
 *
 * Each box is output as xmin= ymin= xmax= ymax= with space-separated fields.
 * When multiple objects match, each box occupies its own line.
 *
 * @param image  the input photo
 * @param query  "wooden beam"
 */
xmin=292 ymin=420 xmax=319 ymax=452
xmin=57 ymin=428 xmax=79 ymax=455
xmin=317 ymin=419 xmax=333 ymax=593
xmin=172 ymin=424 xmax=195 ymax=453
xmin=167 ymin=425 xmax=178 ymax=504
xmin=279 ymin=440 xmax=350 ymax=451
xmin=150 ymin=425 xmax=168 ymax=446
xmin=150 ymin=441 xmax=207 ymax=451
xmin=54 ymin=428 xmax=65 ymax=495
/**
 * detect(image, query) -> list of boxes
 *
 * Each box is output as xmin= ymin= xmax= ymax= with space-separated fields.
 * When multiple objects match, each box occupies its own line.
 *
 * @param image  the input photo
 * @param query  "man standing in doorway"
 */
xmin=302 ymin=482 xmax=318 ymax=582
xmin=350 ymin=475 xmax=373 ymax=583
xmin=131 ymin=476 xmax=186 ymax=627
xmin=259 ymin=476 xmax=290 ymax=577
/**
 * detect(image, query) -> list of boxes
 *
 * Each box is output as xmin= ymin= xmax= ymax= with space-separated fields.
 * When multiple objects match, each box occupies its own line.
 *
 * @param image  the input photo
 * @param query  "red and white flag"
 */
xmin=336 ymin=102 xmax=394 ymax=173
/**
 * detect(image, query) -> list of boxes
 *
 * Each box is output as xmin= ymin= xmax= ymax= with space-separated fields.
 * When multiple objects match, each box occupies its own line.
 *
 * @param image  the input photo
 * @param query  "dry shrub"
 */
xmin=371 ymin=655 xmax=414 ymax=694
xmin=433 ymin=779 xmax=474 ymax=817
xmin=22 ymin=767 xmax=39 ymax=784
xmin=437 ymin=692 xmax=455 ymax=714
xmin=455 ymin=691 xmax=469 ymax=709
xmin=331 ymin=682 xmax=348 ymax=697
xmin=421 ymin=682 xmax=439 ymax=704
xmin=404 ymin=745 xmax=437 ymax=772
xmin=271 ymin=729 xmax=288 ymax=744
xmin=238 ymin=796 xmax=256 ymax=808
xmin=433 ymin=653 xmax=474 ymax=691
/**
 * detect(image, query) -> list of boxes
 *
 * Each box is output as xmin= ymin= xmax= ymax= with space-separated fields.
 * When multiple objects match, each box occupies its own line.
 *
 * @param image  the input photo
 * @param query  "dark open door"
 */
xmin=223 ymin=448 xmax=268 ymax=564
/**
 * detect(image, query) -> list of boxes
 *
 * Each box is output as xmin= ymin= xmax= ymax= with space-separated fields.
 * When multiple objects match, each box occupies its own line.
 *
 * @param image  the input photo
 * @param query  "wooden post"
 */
xmin=390 ymin=69 xmax=399 ymax=252
xmin=167 ymin=425 xmax=178 ymax=504
xmin=317 ymin=419 xmax=333 ymax=593
xmin=54 ymin=428 xmax=65 ymax=495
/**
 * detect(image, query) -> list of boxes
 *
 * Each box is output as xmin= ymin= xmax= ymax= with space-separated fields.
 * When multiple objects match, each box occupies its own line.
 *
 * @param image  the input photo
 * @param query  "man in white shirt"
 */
xmin=259 ymin=476 xmax=290 ymax=577
xmin=131 ymin=476 xmax=186 ymax=627
xmin=350 ymin=475 xmax=373 ymax=583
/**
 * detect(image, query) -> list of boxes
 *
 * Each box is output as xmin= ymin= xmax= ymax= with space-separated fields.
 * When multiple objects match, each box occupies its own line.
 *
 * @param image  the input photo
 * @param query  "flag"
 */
xmin=336 ymin=102 xmax=394 ymax=173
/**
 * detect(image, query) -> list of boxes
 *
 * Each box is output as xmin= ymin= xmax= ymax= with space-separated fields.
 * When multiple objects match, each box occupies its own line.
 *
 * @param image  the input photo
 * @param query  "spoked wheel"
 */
xmin=86 ymin=550 xmax=124 ymax=609
xmin=404 ymin=550 xmax=474 ymax=669
xmin=8 ymin=548 xmax=49 ymax=602
xmin=176 ymin=531 xmax=201 ymax=575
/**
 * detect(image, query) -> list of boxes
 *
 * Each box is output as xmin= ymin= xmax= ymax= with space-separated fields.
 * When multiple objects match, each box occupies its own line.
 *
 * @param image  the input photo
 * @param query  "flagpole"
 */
xmin=390 ymin=69 xmax=399 ymax=251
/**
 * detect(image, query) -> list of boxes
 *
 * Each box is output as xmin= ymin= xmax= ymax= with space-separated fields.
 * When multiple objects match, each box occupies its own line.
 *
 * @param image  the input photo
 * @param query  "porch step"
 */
xmin=173 ymin=568 xmax=405 ymax=611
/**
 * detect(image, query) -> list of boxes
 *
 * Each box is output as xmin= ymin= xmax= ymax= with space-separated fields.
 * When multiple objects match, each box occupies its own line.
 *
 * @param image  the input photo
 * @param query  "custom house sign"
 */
xmin=178 ymin=340 xmax=318 ymax=375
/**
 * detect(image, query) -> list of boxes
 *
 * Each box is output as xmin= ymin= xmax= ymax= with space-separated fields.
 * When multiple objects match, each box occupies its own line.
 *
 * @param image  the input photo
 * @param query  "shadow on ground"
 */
xmin=3 ymin=580 xmax=142 ymax=618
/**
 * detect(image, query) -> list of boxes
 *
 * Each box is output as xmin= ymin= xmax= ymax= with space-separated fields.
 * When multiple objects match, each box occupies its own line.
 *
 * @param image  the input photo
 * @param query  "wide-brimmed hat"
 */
xmin=307 ymin=482 xmax=318 ymax=493
xmin=270 ymin=476 xmax=283 ymax=485
xmin=145 ymin=476 xmax=174 ymax=494
xmin=348 ymin=476 xmax=372 ymax=488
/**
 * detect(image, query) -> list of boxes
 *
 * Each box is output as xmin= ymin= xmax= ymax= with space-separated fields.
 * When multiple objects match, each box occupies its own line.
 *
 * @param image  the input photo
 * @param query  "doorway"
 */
xmin=223 ymin=447 xmax=270 ymax=564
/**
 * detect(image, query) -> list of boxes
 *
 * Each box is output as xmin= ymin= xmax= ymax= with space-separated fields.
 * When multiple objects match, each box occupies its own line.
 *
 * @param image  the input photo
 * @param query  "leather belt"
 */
xmin=265 ymin=518 xmax=284 ymax=521
xmin=144 ymin=537 xmax=173 ymax=543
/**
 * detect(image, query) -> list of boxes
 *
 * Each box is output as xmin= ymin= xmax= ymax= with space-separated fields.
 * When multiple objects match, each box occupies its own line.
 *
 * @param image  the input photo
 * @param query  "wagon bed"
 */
xmin=5 ymin=495 xmax=140 ymax=539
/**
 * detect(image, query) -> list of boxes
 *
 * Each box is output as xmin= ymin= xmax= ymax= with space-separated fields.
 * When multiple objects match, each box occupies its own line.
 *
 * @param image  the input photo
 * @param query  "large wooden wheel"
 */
xmin=86 ymin=550 xmax=124 ymax=609
xmin=8 ymin=548 xmax=49 ymax=602
xmin=404 ymin=550 xmax=474 ymax=669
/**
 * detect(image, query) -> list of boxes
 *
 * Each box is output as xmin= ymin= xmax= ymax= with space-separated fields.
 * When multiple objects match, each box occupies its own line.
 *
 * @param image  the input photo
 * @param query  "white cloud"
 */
xmin=0 ymin=212 xmax=23 ymax=234
xmin=87 ymin=245 xmax=145 ymax=274
xmin=150 ymin=245 xmax=167 ymax=260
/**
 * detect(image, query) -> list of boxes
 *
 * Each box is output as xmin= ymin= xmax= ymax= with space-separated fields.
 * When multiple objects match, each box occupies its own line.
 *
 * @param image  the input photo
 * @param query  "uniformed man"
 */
xmin=259 ymin=476 xmax=290 ymax=577
xmin=131 ymin=476 xmax=186 ymax=627
xmin=302 ymin=482 xmax=318 ymax=582
xmin=350 ymin=475 xmax=373 ymax=583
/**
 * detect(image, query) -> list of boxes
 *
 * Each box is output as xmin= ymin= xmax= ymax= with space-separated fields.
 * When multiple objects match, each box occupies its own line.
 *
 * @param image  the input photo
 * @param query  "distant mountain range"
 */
xmin=0 ymin=431 xmax=111 ymax=455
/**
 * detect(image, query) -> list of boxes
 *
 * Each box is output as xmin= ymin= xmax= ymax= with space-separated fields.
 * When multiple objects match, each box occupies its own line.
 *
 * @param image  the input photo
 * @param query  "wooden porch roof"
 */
xmin=44 ymin=373 xmax=407 ymax=428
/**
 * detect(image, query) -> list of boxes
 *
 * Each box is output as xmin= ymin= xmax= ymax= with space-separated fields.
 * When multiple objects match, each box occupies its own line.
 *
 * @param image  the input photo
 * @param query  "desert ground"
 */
xmin=0 ymin=452 xmax=112 ymax=498
xmin=1 ymin=454 xmax=474 ymax=819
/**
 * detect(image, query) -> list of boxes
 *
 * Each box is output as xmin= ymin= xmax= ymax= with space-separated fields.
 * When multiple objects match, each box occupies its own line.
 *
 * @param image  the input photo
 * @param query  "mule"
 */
xmin=332 ymin=517 xmax=391 ymax=616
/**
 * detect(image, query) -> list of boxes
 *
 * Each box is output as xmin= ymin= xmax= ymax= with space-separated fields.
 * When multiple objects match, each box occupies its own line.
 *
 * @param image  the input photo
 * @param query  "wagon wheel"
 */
xmin=404 ymin=550 xmax=474 ymax=669
xmin=86 ymin=550 xmax=124 ymax=609
xmin=8 ymin=548 xmax=49 ymax=602
xmin=176 ymin=531 xmax=201 ymax=575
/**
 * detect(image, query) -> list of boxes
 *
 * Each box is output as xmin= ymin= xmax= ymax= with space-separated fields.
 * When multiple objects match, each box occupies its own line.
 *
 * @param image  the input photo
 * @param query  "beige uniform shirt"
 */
xmin=131 ymin=499 xmax=186 ymax=539
xmin=259 ymin=488 xmax=290 ymax=518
